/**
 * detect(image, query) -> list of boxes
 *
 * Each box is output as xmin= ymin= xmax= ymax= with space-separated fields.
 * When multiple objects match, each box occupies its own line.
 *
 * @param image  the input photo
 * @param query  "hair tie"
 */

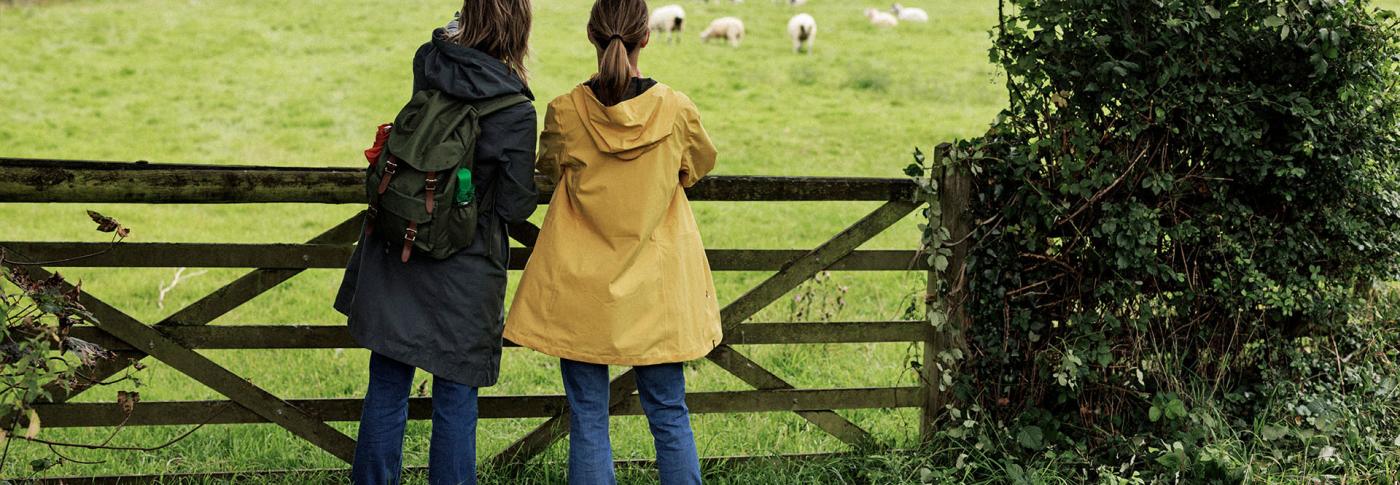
xmin=609 ymin=34 xmax=625 ymax=43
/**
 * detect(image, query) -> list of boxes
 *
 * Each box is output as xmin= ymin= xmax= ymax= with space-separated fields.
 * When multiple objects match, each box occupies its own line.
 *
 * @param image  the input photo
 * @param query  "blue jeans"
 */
xmin=561 ymin=359 xmax=702 ymax=485
xmin=352 ymin=352 xmax=479 ymax=485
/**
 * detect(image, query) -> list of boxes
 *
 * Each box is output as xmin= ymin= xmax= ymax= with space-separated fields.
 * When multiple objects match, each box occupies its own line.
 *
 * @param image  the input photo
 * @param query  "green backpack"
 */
xmin=365 ymin=91 xmax=529 ymax=262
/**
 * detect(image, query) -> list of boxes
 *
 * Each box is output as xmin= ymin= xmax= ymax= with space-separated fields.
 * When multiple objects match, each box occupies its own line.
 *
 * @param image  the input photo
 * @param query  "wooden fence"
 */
xmin=0 ymin=155 xmax=970 ymax=482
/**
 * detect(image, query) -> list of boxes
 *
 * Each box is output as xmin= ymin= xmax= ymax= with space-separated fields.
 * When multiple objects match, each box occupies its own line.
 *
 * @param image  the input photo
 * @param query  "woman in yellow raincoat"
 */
xmin=504 ymin=0 xmax=719 ymax=482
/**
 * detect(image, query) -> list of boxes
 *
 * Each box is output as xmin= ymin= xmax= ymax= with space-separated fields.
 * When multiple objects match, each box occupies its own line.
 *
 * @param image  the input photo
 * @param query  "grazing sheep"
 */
xmin=649 ymin=5 xmax=686 ymax=43
xmin=787 ymin=13 xmax=817 ymax=53
xmin=788 ymin=0 xmax=809 ymax=5
xmin=891 ymin=3 xmax=929 ymax=22
xmin=700 ymin=17 xmax=746 ymax=47
xmin=865 ymin=7 xmax=899 ymax=28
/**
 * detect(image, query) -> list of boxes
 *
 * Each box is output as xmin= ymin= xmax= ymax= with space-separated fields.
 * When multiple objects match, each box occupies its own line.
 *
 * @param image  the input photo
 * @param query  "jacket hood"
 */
xmin=419 ymin=29 xmax=533 ymax=101
xmin=568 ymin=83 xmax=680 ymax=161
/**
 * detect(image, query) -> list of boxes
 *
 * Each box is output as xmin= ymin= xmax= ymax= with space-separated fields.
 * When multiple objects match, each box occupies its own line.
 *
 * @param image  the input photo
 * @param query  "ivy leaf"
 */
xmin=29 ymin=457 xmax=54 ymax=473
xmin=1263 ymin=15 xmax=1284 ymax=28
xmin=1015 ymin=425 xmax=1044 ymax=450
xmin=1149 ymin=405 xmax=1161 ymax=422
xmin=1204 ymin=6 xmax=1220 ymax=19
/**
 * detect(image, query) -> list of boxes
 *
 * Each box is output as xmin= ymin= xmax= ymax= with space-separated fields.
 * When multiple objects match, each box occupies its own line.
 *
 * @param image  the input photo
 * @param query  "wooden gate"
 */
xmin=0 ymin=156 xmax=969 ymax=481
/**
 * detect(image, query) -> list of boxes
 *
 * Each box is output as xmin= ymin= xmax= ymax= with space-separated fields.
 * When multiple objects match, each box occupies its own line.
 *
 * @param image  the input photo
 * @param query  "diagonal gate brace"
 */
xmin=34 ymin=214 xmax=366 ymax=404
xmin=8 ymin=264 xmax=358 ymax=463
xmin=492 ymin=200 xmax=919 ymax=468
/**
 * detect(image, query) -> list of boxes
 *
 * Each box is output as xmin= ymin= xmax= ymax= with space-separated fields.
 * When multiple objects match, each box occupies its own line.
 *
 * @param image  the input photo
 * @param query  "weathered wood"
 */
xmin=0 ymin=242 xmax=930 ymax=272
xmin=7 ymin=265 xmax=358 ymax=463
xmin=157 ymin=214 xmax=364 ymax=326
xmin=0 ymin=158 xmax=937 ymax=477
xmin=720 ymin=200 xmax=920 ymax=326
xmin=493 ymin=200 xmax=918 ymax=467
xmin=43 ymin=215 xmax=368 ymax=405
xmin=0 ymin=158 xmax=916 ymax=203
xmin=708 ymin=345 xmax=873 ymax=446
xmin=65 ymin=321 xmax=926 ymax=350
xmin=921 ymin=145 xmax=972 ymax=442
xmin=29 ymin=451 xmax=861 ymax=485
xmin=30 ymin=387 xmax=920 ymax=427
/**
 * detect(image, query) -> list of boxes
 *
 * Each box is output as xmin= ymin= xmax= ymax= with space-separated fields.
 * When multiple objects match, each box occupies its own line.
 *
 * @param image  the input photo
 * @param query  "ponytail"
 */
xmin=588 ymin=0 xmax=650 ymax=106
xmin=595 ymin=36 xmax=633 ymax=106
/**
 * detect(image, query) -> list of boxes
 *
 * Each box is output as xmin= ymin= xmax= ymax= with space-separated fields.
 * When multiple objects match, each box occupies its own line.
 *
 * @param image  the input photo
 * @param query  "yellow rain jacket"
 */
xmin=504 ymin=82 xmax=721 ymax=366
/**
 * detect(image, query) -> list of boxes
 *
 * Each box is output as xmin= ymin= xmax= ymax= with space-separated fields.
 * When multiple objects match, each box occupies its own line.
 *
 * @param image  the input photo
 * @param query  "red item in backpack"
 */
xmin=364 ymin=123 xmax=393 ymax=166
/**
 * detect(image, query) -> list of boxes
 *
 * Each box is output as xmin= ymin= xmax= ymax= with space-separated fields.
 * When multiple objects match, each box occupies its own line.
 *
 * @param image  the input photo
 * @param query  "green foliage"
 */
xmin=932 ymin=0 xmax=1400 ymax=480
xmin=0 ymin=212 xmax=140 ymax=475
xmin=0 ymin=266 xmax=105 ymax=430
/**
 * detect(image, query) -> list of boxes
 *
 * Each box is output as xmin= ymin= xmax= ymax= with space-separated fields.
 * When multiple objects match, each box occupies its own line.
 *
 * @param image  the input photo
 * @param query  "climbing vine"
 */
xmin=913 ymin=0 xmax=1400 ymax=480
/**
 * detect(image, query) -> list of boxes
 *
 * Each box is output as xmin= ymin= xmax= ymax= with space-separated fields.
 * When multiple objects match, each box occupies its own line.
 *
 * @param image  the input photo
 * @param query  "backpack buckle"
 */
xmin=384 ymin=159 xmax=398 ymax=176
xmin=425 ymin=175 xmax=439 ymax=191
xmin=404 ymin=227 xmax=418 ymax=242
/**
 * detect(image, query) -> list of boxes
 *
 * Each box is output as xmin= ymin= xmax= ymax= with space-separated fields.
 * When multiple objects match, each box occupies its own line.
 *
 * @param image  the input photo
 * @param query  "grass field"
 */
xmin=0 ymin=0 xmax=1001 ymax=481
xmin=5 ymin=0 xmax=1400 ymax=483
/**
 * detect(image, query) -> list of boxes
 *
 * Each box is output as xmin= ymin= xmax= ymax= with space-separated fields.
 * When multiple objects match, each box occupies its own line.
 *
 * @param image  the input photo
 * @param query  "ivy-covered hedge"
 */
xmin=945 ymin=0 xmax=1400 ymax=479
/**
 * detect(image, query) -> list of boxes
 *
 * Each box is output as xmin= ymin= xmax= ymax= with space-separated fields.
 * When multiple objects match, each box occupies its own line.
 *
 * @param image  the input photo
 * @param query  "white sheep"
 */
xmin=788 ymin=0 xmax=809 ymax=5
xmin=787 ymin=14 xmax=817 ymax=53
xmin=891 ymin=3 xmax=929 ymax=22
xmin=649 ymin=5 xmax=686 ymax=43
xmin=864 ymin=7 xmax=898 ymax=28
xmin=700 ymin=17 xmax=746 ymax=47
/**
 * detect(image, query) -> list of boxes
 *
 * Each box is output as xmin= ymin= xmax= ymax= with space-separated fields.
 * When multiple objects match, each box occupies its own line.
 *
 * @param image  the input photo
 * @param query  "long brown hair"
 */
xmin=587 ymin=0 xmax=649 ymax=106
xmin=448 ymin=0 xmax=533 ymax=81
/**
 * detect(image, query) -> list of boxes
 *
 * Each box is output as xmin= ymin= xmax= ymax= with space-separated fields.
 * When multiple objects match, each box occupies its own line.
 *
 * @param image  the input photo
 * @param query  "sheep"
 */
xmin=891 ymin=3 xmax=929 ymax=22
xmin=864 ymin=7 xmax=898 ymax=28
xmin=787 ymin=14 xmax=817 ymax=53
xmin=649 ymin=5 xmax=686 ymax=43
xmin=788 ymin=0 xmax=809 ymax=5
xmin=700 ymin=17 xmax=746 ymax=47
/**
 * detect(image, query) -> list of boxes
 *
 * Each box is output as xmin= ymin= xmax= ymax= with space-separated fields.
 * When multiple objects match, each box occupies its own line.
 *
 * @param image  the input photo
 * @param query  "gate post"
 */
xmin=921 ymin=144 xmax=972 ymax=442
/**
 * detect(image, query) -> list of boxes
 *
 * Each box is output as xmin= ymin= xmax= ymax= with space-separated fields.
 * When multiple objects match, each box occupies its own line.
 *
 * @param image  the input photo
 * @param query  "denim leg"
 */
xmin=353 ymin=353 xmax=415 ymax=485
xmin=428 ymin=377 xmax=479 ymax=485
xmin=561 ymin=359 xmax=617 ymax=485
xmin=636 ymin=363 xmax=701 ymax=485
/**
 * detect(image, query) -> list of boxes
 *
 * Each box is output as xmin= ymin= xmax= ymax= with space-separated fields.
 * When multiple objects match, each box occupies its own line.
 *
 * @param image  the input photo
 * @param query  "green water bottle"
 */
xmin=454 ymin=168 xmax=475 ymax=206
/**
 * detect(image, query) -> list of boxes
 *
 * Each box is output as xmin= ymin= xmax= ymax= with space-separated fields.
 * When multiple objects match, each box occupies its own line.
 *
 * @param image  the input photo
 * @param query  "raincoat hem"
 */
xmin=349 ymin=321 xmax=499 ymax=387
xmin=504 ymin=332 xmax=720 ymax=367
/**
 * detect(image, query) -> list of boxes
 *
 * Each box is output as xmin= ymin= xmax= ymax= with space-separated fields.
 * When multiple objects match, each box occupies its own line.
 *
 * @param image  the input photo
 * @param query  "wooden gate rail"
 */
xmin=0 ymin=156 xmax=969 ymax=480
xmin=32 ymin=387 xmax=922 ymax=428
xmin=50 ymin=321 xmax=926 ymax=350
xmin=0 ymin=158 xmax=915 ymax=203
xmin=0 ymin=243 xmax=927 ymax=271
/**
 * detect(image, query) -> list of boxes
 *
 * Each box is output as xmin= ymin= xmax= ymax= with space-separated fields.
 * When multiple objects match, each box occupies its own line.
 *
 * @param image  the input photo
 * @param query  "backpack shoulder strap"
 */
xmin=472 ymin=94 xmax=531 ymax=117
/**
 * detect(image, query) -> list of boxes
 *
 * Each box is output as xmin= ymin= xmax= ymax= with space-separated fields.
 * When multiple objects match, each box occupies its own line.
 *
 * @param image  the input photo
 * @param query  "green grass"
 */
xmin=5 ymin=0 xmax=1400 ymax=482
xmin=0 ymin=0 xmax=1000 ymax=480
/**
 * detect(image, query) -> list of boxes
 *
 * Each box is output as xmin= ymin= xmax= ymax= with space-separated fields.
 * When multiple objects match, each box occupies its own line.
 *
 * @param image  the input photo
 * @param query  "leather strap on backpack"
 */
xmin=401 ymin=221 xmax=418 ymax=263
xmin=424 ymin=171 xmax=438 ymax=214
xmin=377 ymin=158 xmax=399 ymax=195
